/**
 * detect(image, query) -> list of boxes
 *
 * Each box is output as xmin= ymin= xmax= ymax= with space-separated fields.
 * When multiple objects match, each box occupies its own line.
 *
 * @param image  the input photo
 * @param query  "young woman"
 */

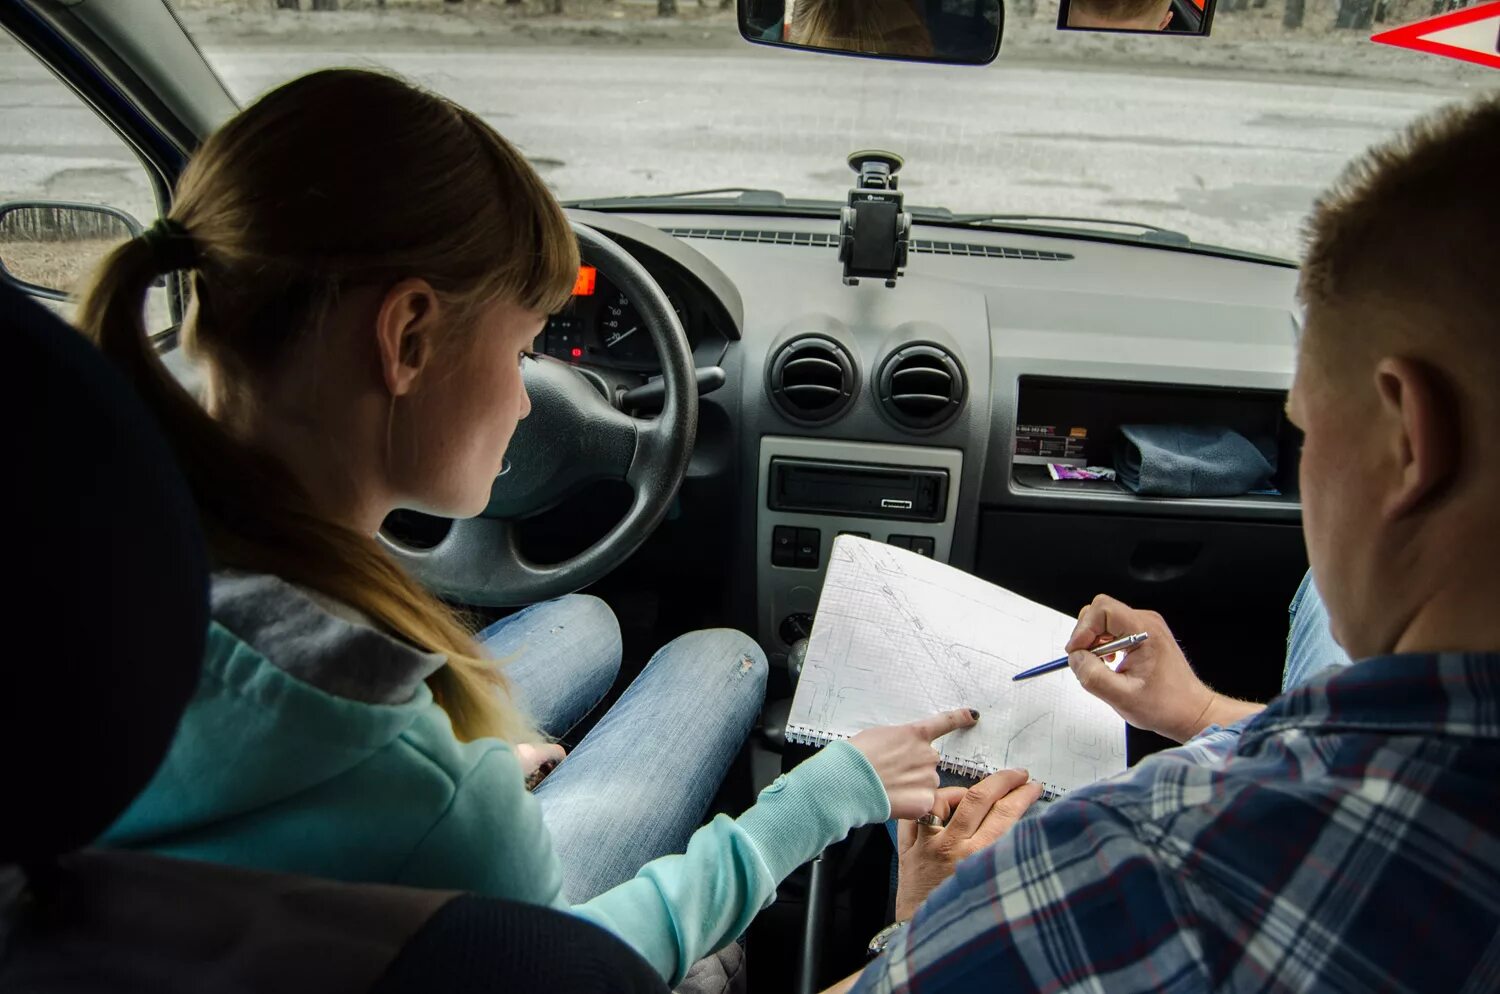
xmin=83 ymin=69 xmax=980 ymax=984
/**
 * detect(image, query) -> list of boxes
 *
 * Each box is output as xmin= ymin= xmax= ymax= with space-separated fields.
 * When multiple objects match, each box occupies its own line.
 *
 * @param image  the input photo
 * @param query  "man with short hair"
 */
xmin=838 ymin=93 xmax=1500 ymax=993
xmin=1066 ymin=0 xmax=1174 ymax=31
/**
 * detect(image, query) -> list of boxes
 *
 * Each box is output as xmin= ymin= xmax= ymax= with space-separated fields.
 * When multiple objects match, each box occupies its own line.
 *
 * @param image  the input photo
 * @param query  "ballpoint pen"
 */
xmin=1011 ymin=631 xmax=1150 ymax=681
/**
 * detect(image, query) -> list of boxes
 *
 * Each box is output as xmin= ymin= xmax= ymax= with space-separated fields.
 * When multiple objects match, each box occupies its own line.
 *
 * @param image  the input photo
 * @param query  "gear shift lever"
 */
xmin=762 ymin=639 xmax=810 ymax=754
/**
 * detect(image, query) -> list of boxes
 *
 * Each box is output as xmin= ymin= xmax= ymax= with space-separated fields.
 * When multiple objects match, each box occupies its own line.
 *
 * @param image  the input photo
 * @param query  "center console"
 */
xmin=756 ymin=435 xmax=963 ymax=661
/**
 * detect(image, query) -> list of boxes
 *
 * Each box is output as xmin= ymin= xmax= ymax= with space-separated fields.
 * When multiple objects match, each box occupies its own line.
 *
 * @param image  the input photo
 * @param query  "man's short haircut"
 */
xmin=1068 ymin=0 xmax=1169 ymax=24
xmin=1299 ymin=94 xmax=1500 ymax=349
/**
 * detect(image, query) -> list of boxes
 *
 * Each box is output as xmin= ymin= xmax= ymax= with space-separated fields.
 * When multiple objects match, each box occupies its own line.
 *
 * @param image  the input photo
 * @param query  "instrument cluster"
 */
xmin=535 ymin=265 xmax=691 ymax=372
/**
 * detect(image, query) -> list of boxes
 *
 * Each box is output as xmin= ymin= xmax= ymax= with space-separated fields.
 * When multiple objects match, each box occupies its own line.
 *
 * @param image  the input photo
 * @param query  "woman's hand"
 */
xmin=849 ymin=708 xmax=979 ymax=820
xmin=895 ymin=769 xmax=1043 ymax=920
xmin=515 ymin=742 xmax=566 ymax=789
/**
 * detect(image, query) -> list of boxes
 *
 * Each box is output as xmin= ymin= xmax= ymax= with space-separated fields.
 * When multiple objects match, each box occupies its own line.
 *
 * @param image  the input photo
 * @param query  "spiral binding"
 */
xmin=785 ymin=723 xmax=1066 ymax=803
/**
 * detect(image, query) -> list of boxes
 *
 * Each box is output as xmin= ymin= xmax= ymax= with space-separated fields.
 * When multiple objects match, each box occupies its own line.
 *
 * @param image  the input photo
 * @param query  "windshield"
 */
xmin=182 ymin=0 xmax=1496 ymax=261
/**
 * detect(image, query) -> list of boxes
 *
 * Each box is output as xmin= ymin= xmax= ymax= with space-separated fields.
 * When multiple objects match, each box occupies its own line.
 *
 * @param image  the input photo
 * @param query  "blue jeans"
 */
xmin=1282 ymin=570 xmax=1352 ymax=693
xmin=477 ymin=595 xmax=769 ymax=903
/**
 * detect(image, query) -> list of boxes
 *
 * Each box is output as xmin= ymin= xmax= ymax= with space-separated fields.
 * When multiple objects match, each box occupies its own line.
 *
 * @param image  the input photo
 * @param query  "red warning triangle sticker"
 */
xmin=1371 ymin=0 xmax=1500 ymax=69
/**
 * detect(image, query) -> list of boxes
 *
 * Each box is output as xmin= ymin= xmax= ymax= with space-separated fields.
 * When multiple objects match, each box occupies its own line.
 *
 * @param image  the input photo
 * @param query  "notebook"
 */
xmin=787 ymin=535 xmax=1127 ymax=802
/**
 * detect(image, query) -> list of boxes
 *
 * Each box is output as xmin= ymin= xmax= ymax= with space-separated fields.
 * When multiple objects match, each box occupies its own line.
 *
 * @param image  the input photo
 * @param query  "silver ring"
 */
xmin=915 ymin=813 xmax=944 ymax=828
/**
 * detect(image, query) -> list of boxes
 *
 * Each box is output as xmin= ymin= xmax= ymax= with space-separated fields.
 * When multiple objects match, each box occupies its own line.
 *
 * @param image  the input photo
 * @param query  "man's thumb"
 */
xmin=1068 ymin=648 xmax=1126 ymax=704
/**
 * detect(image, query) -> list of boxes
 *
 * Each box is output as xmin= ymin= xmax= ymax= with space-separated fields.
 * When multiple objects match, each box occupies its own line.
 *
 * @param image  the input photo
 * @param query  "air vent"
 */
xmin=877 ymin=344 xmax=966 ymax=431
xmin=662 ymin=228 xmax=1072 ymax=261
xmin=768 ymin=335 xmax=857 ymax=424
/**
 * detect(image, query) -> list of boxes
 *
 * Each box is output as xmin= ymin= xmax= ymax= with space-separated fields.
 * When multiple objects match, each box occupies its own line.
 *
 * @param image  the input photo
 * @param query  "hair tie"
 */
xmin=140 ymin=218 xmax=200 ymax=272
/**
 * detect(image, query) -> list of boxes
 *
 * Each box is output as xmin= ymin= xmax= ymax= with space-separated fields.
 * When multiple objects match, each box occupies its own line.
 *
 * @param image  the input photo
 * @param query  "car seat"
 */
xmin=0 ymin=281 xmax=668 ymax=994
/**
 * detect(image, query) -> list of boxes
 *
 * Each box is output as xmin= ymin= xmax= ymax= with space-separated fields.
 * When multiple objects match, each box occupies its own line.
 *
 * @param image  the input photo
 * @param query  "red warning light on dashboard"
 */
xmin=573 ymin=265 xmax=598 ymax=296
xmin=570 ymin=347 xmax=584 ymax=359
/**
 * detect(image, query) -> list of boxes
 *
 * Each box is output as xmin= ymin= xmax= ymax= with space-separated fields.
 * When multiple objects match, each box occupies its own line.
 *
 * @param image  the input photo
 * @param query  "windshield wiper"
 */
xmin=566 ymin=188 xmax=793 ymax=209
xmin=939 ymin=212 xmax=1194 ymax=247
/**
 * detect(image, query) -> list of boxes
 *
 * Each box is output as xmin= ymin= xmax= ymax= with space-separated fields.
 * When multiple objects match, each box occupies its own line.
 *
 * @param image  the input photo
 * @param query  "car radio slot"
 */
xmin=768 ymin=458 xmax=947 ymax=522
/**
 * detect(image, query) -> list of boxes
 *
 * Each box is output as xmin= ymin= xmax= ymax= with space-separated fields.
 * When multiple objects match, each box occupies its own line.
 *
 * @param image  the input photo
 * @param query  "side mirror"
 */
xmin=0 ymin=201 xmax=144 ymax=301
xmin=740 ymin=0 xmax=1002 ymax=65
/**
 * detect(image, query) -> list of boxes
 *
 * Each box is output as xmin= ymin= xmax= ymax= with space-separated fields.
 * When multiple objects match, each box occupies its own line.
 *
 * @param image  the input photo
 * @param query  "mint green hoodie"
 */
xmin=99 ymin=573 xmax=889 ymax=984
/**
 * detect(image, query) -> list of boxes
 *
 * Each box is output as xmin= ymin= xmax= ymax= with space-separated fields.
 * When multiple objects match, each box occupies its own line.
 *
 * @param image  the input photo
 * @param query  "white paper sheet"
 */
xmin=788 ymin=535 xmax=1127 ymax=798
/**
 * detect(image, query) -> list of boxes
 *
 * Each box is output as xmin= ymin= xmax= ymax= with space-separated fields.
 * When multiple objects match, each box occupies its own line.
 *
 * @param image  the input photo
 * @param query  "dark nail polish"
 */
xmin=969 ymin=709 xmax=981 ymax=720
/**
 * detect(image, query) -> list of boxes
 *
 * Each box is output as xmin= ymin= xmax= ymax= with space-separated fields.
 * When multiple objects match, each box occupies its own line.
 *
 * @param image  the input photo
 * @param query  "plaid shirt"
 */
xmin=854 ymin=653 xmax=1500 ymax=994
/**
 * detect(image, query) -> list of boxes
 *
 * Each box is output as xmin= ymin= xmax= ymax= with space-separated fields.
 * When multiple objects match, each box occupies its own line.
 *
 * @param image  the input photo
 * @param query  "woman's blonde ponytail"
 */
xmin=78 ymin=224 xmax=264 ymax=523
xmin=80 ymin=232 xmax=197 ymax=435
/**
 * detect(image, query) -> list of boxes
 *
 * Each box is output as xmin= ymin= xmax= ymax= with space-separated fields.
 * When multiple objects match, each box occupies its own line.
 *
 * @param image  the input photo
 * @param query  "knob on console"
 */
xmin=780 ymin=613 xmax=814 ymax=647
xmin=787 ymin=638 xmax=810 ymax=685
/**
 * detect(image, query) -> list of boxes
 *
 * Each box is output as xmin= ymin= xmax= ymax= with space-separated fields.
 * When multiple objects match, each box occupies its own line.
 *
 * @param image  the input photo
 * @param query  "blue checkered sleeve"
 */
xmin=855 ymin=759 xmax=1217 ymax=993
xmin=853 ymin=655 xmax=1500 ymax=994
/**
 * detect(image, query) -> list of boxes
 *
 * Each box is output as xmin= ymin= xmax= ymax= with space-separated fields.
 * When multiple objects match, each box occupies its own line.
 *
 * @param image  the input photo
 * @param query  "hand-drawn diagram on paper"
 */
xmin=787 ymin=536 xmax=1126 ymax=796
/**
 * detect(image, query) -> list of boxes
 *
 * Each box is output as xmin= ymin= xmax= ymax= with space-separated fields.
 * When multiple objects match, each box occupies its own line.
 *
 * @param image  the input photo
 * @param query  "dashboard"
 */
xmin=561 ymin=209 xmax=1306 ymax=687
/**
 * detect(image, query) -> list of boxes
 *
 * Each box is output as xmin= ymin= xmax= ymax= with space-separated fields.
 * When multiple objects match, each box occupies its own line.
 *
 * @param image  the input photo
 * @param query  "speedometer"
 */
xmin=594 ymin=290 xmax=687 ymax=366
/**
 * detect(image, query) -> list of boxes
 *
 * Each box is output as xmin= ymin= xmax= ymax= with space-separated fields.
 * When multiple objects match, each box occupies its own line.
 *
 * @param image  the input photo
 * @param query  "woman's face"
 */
xmin=390 ymin=297 xmax=547 ymax=519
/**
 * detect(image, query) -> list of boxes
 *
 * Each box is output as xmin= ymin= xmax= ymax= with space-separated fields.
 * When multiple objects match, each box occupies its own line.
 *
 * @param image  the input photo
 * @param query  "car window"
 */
xmin=0 ymin=30 xmax=169 ymax=331
xmin=181 ymin=0 xmax=1496 ymax=263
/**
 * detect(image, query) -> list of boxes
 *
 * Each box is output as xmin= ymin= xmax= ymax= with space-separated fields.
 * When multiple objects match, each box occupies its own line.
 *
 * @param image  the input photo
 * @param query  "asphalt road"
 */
xmin=0 ymin=37 xmax=1482 ymax=260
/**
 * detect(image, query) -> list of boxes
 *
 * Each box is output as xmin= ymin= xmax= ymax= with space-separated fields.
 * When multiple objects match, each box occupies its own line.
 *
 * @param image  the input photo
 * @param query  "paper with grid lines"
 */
xmin=787 ymin=535 xmax=1126 ymax=801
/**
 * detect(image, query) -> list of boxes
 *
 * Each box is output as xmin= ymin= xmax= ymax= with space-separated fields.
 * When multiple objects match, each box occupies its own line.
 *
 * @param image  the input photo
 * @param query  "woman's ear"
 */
xmin=374 ymin=278 xmax=440 ymax=398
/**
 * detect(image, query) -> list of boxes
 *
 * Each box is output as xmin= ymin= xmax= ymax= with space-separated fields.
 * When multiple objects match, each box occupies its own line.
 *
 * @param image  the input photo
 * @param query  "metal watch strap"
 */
xmin=867 ymin=919 xmax=910 ymax=957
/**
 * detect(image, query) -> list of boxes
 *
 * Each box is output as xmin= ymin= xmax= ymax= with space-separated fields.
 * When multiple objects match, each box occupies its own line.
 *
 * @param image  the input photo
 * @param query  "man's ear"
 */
xmin=1374 ymin=356 xmax=1459 ymax=521
xmin=374 ymin=278 xmax=440 ymax=398
xmin=1157 ymin=8 xmax=1173 ymax=28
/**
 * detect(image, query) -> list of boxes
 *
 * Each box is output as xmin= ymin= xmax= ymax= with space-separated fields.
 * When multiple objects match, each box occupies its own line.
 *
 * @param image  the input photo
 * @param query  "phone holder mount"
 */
xmin=837 ymin=150 xmax=911 ymax=288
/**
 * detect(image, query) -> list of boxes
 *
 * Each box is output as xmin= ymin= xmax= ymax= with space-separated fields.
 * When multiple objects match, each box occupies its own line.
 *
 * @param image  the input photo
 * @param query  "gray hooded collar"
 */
xmin=210 ymin=571 xmax=447 ymax=706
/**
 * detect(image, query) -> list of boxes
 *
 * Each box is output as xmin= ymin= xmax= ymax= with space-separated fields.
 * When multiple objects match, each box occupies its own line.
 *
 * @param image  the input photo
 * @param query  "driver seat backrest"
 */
xmin=0 ymin=282 xmax=667 ymax=994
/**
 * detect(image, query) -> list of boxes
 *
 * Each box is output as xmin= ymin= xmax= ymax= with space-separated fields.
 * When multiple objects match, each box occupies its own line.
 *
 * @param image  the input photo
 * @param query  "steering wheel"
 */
xmin=378 ymin=222 xmax=697 ymax=606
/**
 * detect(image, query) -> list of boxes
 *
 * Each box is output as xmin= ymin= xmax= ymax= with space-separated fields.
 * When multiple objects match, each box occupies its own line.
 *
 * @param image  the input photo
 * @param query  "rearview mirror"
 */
xmin=0 ymin=201 xmax=143 ymax=301
xmin=740 ymin=0 xmax=1002 ymax=65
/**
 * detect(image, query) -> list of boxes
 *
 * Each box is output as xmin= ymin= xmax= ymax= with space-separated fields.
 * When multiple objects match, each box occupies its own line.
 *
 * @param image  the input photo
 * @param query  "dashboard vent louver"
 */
xmin=912 ymin=240 xmax=1073 ymax=261
xmin=768 ymin=336 xmax=857 ymax=424
xmin=662 ymin=228 xmax=1072 ymax=261
xmin=877 ymin=344 xmax=966 ymax=431
xmin=664 ymin=228 xmax=841 ymax=249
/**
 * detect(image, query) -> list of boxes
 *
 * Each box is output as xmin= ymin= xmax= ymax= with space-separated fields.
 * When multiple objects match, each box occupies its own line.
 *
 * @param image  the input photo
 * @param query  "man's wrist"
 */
xmin=1200 ymin=695 xmax=1265 ymax=733
xmin=1170 ymin=694 xmax=1263 ymax=741
xmin=1160 ymin=688 xmax=1217 ymax=743
xmin=1160 ymin=688 xmax=1266 ymax=743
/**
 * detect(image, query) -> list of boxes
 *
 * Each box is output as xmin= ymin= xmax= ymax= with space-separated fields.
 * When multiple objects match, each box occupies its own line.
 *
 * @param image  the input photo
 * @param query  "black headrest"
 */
xmin=3 ymin=283 xmax=207 ymax=864
xmin=371 ymin=895 xmax=670 ymax=994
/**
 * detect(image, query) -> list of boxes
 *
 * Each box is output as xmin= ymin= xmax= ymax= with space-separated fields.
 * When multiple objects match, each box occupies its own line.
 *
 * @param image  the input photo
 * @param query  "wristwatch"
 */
xmin=867 ymin=919 xmax=910 ymax=957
